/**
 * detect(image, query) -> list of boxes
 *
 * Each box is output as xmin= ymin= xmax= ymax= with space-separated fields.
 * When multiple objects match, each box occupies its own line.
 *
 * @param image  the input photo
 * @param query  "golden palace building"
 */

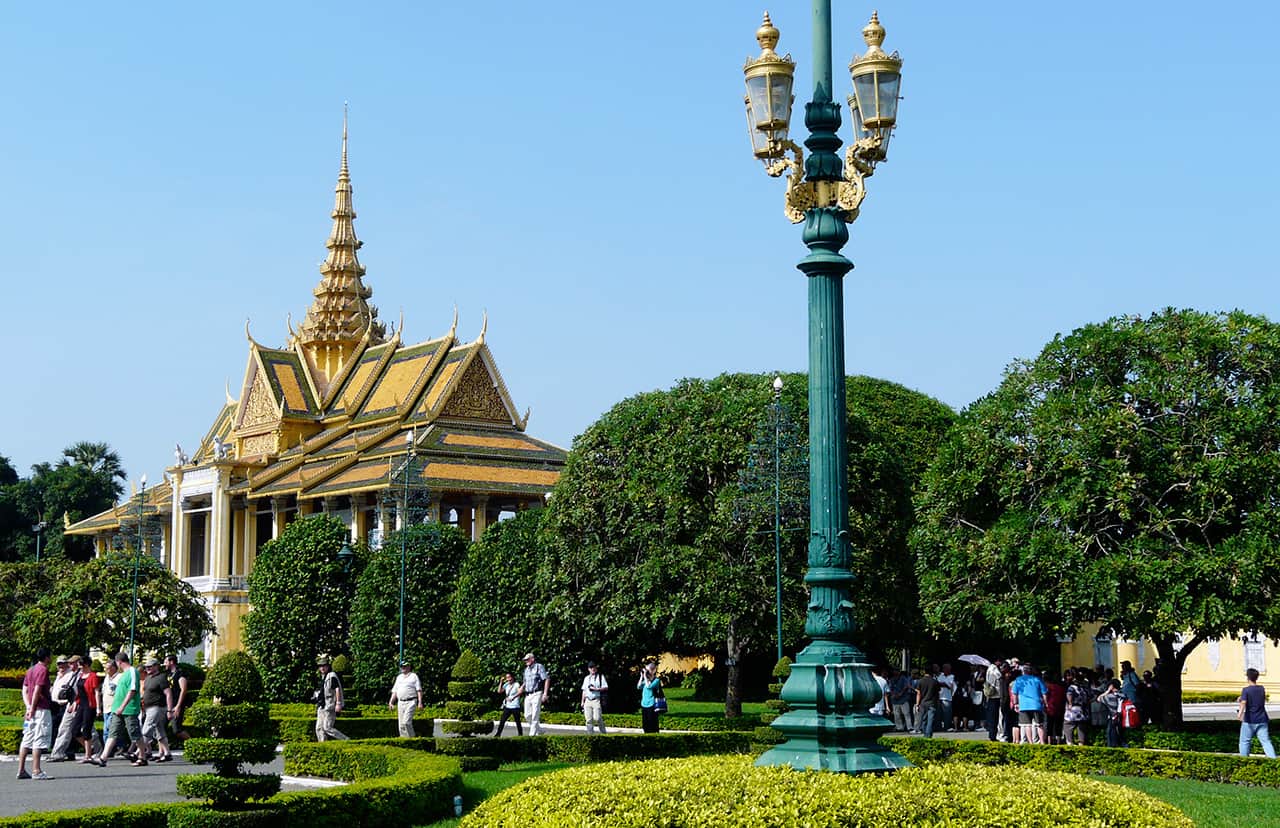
xmin=66 ymin=124 xmax=567 ymax=661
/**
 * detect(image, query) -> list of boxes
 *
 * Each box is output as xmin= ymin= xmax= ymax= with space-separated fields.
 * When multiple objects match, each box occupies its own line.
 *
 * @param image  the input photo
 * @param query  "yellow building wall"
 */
xmin=1060 ymin=622 xmax=1276 ymax=693
xmin=206 ymin=599 xmax=251 ymax=664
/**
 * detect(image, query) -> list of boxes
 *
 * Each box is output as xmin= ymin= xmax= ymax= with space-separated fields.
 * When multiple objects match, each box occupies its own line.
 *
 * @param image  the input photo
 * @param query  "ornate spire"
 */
xmin=295 ymin=106 xmax=386 ymax=367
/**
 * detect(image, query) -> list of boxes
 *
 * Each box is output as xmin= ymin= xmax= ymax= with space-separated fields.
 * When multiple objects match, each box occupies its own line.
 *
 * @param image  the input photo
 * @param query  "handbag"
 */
xmin=652 ymin=684 xmax=667 ymax=714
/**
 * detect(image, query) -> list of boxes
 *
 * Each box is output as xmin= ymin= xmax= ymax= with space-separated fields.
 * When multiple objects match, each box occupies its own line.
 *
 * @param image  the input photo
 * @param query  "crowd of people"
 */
xmin=15 ymin=647 xmax=191 ymax=781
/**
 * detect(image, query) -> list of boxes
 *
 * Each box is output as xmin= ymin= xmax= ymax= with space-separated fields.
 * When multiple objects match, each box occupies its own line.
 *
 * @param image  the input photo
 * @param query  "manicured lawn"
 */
xmin=1102 ymin=776 xmax=1280 ymax=828
xmin=418 ymin=762 xmax=573 ymax=827
xmin=663 ymin=685 xmax=767 ymax=716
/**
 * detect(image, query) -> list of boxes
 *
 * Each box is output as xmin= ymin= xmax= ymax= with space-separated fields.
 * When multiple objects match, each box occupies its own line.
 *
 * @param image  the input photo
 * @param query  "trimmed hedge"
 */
xmin=183 ymin=737 xmax=279 ymax=767
xmin=0 ymin=742 xmax=462 ymax=828
xmin=885 ymin=737 xmax=1280 ymax=787
xmin=433 ymin=731 xmax=752 ymax=766
xmin=461 ymin=755 xmax=1192 ymax=827
xmin=0 ymin=688 xmax=21 ymax=715
xmin=273 ymin=714 xmax=434 ymax=743
xmin=525 ymin=710 xmax=763 ymax=731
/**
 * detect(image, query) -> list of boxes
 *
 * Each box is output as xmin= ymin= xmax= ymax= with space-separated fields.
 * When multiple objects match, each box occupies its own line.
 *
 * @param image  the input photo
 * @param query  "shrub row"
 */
xmin=433 ymin=731 xmax=752 ymax=770
xmin=527 ymin=710 xmax=762 ymax=732
xmin=462 ymin=755 xmax=1192 ymax=827
xmin=272 ymin=715 xmax=434 ymax=743
xmin=1182 ymin=691 xmax=1248 ymax=704
xmin=885 ymin=736 xmax=1280 ymax=787
xmin=0 ymin=741 xmax=462 ymax=828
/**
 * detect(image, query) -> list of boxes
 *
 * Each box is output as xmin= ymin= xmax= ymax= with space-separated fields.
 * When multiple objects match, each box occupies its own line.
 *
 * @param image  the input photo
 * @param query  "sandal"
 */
xmin=132 ymin=759 xmax=148 ymax=767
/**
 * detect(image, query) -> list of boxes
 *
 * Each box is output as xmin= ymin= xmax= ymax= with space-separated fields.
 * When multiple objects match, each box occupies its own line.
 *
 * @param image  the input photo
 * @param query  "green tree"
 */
xmin=59 ymin=440 xmax=127 ymax=497
xmin=349 ymin=522 xmax=468 ymax=703
xmin=913 ymin=309 xmax=1280 ymax=725
xmin=545 ymin=372 xmax=953 ymax=716
xmin=243 ymin=515 xmax=356 ymax=701
xmin=2 ymin=554 xmax=214 ymax=660
xmin=451 ymin=509 xmax=594 ymax=712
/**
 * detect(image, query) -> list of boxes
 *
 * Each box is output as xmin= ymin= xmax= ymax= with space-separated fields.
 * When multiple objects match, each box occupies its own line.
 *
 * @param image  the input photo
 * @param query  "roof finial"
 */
xmin=341 ymin=101 xmax=349 ymax=178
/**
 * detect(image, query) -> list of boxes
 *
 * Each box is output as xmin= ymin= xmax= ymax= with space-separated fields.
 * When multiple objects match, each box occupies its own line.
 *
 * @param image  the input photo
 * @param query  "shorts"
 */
xmin=20 ymin=709 xmax=53 ymax=751
xmin=1018 ymin=709 xmax=1045 ymax=725
xmin=108 ymin=711 xmax=143 ymax=743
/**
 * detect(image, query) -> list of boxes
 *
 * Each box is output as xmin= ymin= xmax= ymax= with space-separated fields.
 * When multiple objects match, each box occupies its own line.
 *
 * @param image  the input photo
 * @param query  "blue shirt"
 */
xmin=1011 ymin=675 xmax=1047 ymax=712
xmin=638 ymin=676 xmax=661 ymax=708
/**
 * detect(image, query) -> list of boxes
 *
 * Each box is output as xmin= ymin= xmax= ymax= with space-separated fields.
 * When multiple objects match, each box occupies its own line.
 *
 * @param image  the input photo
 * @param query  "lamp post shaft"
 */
xmin=129 ymin=481 xmax=145 ymax=661
xmin=773 ymin=394 xmax=783 ymax=663
xmin=399 ymin=443 xmax=412 ymax=668
xmin=755 ymin=1 xmax=908 ymax=774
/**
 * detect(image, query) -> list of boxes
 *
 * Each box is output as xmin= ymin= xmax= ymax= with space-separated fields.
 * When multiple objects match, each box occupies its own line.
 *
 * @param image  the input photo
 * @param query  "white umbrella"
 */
xmin=957 ymin=654 xmax=991 ymax=667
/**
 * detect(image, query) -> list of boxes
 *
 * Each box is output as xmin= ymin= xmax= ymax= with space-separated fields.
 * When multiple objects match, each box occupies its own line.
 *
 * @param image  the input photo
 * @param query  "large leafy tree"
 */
xmin=451 ymin=509 xmax=597 ymax=712
xmin=546 ymin=372 xmax=953 ymax=716
xmin=349 ymin=523 xmax=468 ymax=703
xmin=1 ymin=555 xmax=214 ymax=663
xmin=913 ymin=309 xmax=1280 ymax=725
xmin=243 ymin=515 xmax=357 ymax=701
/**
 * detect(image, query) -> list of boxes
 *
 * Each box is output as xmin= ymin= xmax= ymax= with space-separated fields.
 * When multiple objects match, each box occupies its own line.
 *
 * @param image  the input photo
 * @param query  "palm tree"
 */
xmin=60 ymin=441 xmax=127 ymax=482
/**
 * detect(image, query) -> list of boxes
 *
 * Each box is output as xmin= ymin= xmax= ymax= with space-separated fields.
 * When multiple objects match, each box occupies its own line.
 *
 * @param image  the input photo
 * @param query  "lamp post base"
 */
xmin=755 ymin=643 xmax=909 ymax=774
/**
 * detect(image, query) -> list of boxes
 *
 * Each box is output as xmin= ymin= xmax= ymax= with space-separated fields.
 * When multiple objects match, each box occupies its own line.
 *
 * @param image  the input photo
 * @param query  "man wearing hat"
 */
xmin=580 ymin=661 xmax=609 ymax=735
xmin=47 ymin=655 xmax=76 ymax=761
xmin=388 ymin=660 xmax=423 ymax=737
xmin=521 ymin=653 xmax=551 ymax=736
xmin=314 ymin=656 xmax=348 ymax=742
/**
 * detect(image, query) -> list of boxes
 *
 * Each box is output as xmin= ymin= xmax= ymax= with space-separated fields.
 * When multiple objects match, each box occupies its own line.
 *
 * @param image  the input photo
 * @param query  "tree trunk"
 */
xmin=724 ymin=623 xmax=744 ymax=719
xmin=1152 ymin=634 xmax=1203 ymax=729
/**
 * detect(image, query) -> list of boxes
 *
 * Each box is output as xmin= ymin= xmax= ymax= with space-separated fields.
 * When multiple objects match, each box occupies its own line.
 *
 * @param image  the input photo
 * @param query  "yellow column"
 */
xmin=473 ymin=496 xmax=490 ymax=541
xmin=210 ymin=468 xmax=231 ymax=580
xmin=170 ymin=469 xmax=188 ymax=579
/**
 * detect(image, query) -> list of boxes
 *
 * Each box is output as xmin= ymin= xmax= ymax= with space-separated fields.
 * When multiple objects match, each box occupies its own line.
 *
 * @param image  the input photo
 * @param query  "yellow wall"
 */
xmin=1060 ymin=622 xmax=1275 ymax=692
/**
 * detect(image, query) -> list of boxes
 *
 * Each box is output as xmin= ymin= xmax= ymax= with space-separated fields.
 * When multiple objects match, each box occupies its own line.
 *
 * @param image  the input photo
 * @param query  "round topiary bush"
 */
xmin=441 ymin=650 xmax=493 ymax=737
xmin=175 ymin=651 xmax=280 ymax=817
xmin=201 ymin=650 xmax=264 ymax=703
xmin=460 ymin=756 xmax=1193 ymax=827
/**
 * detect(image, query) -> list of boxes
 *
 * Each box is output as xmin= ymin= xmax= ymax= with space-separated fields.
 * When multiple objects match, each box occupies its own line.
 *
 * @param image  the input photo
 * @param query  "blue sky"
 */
xmin=4 ymin=2 xmax=1278 ymax=484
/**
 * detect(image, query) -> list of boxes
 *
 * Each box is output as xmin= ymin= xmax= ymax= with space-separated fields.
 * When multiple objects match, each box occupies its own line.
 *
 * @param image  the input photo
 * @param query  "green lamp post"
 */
xmin=745 ymin=6 xmax=908 ymax=774
xmin=127 ymin=474 xmax=147 ymax=661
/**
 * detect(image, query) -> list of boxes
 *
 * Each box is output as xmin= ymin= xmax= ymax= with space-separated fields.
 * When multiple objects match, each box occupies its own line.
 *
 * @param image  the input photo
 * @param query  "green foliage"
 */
xmin=270 ymin=714 xmax=434 ymax=743
xmin=884 ymin=736 xmax=1280 ymax=788
xmin=434 ymin=732 xmax=752 ymax=765
xmin=202 ymin=652 xmax=264 ymax=704
xmin=542 ymin=373 xmax=954 ymax=717
xmin=441 ymin=649 xmax=492 ymax=736
xmin=187 ymin=703 xmax=274 ymax=739
xmin=772 ymin=656 xmax=792 ymax=679
xmin=173 ymin=774 xmax=281 ymax=809
xmin=243 ymin=515 xmax=356 ymax=702
xmin=349 ymin=523 xmax=467 ymax=703
xmin=451 ymin=649 xmax=484 ymax=682
xmin=329 ymin=654 xmax=349 ymax=674
xmin=184 ymin=738 xmax=279 ymax=768
xmin=462 ymin=756 xmax=1191 ymax=827
xmin=0 ymin=802 xmax=183 ymax=827
xmin=450 ymin=508 xmax=587 ymax=711
xmin=1105 ymin=776 xmax=1280 ymax=828
xmin=0 ymin=556 xmax=214 ymax=661
xmin=913 ymin=309 xmax=1280 ymax=725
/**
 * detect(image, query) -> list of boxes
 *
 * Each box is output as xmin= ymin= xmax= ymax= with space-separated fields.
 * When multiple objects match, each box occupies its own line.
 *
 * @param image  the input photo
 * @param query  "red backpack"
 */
xmin=1118 ymin=699 xmax=1140 ymax=728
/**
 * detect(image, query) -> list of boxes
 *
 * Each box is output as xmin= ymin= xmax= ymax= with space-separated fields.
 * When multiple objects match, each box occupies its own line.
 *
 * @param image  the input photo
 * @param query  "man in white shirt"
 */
xmin=936 ymin=663 xmax=957 ymax=732
xmin=522 ymin=653 xmax=551 ymax=736
xmin=580 ymin=662 xmax=609 ymax=735
xmin=388 ymin=660 xmax=423 ymax=737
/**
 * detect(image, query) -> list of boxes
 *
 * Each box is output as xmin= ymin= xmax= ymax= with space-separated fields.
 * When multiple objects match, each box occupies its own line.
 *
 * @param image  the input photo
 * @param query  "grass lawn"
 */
xmin=417 ymin=762 xmax=573 ymax=827
xmin=1102 ymin=776 xmax=1280 ymax=828
xmin=662 ymin=685 xmax=766 ymax=716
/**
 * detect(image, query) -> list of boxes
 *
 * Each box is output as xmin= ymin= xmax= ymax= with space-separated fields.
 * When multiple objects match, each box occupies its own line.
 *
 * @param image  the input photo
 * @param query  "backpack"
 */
xmin=1118 ymin=698 xmax=1140 ymax=728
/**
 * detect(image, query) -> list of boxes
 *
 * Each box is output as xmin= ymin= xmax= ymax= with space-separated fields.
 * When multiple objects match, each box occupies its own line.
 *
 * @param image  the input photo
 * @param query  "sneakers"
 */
xmin=33 ymin=771 xmax=52 ymax=780
xmin=15 ymin=770 xmax=31 ymax=780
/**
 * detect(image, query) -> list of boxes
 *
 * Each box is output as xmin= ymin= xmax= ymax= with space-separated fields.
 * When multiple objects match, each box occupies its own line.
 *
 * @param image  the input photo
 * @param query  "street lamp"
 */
xmin=128 ymin=474 xmax=147 ymax=661
xmin=32 ymin=520 xmax=47 ymax=563
xmin=396 ymin=430 xmax=414 ymax=668
xmin=745 ymin=7 xmax=907 ymax=773
xmin=771 ymin=376 xmax=784 ymax=664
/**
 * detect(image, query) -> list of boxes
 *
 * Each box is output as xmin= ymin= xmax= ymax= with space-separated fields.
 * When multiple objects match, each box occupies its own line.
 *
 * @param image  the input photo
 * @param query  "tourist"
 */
xmin=1138 ymin=670 xmax=1160 ymax=725
xmin=983 ymin=659 xmax=1003 ymax=741
xmin=96 ymin=651 xmax=148 ymax=767
xmin=100 ymin=659 xmax=120 ymax=758
xmin=16 ymin=647 xmax=53 ymax=780
xmin=1044 ymin=670 xmax=1067 ymax=744
xmin=141 ymin=658 xmax=173 ymax=762
xmin=388 ymin=660 xmax=423 ymax=737
xmin=1101 ymin=679 xmax=1125 ymax=748
xmin=68 ymin=657 xmax=98 ymax=764
xmin=888 ymin=668 xmax=914 ymax=733
xmin=1010 ymin=663 xmax=1049 ymax=745
xmin=869 ymin=665 xmax=890 ymax=719
xmin=1063 ymin=670 xmax=1091 ymax=746
xmin=521 ymin=652 xmax=551 ymax=737
xmin=79 ymin=655 xmax=101 ymax=757
xmin=1120 ymin=660 xmax=1140 ymax=705
xmin=47 ymin=656 xmax=77 ymax=761
xmin=165 ymin=654 xmax=191 ymax=742
xmin=936 ymin=664 xmax=956 ymax=732
xmin=493 ymin=672 xmax=523 ymax=737
xmin=314 ymin=656 xmax=348 ymax=742
xmin=580 ymin=661 xmax=609 ymax=735
xmin=637 ymin=659 xmax=662 ymax=734
xmin=1238 ymin=668 xmax=1277 ymax=758
xmin=915 ymin=667 xmax=941 ymax=738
